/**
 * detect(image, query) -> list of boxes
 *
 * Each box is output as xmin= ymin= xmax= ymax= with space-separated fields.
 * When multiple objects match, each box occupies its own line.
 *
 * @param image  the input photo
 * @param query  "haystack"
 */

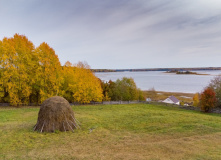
xmin=34 ymin=96 xmax=80 ymax=132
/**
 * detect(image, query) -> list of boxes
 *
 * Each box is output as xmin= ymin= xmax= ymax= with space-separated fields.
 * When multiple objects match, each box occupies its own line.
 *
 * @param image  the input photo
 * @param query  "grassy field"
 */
xmin=0 ymin=104 xmax=221 ymax=160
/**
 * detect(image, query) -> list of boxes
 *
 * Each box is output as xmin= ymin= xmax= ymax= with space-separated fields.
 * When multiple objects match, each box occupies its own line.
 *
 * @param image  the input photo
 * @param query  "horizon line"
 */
xmin=91 ymin=67 xmax=221 ymax=70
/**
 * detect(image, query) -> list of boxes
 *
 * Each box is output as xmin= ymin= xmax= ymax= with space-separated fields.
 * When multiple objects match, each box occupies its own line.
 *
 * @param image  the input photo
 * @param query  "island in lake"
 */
xmin=165 ymin=70 xmax=210 ymax=75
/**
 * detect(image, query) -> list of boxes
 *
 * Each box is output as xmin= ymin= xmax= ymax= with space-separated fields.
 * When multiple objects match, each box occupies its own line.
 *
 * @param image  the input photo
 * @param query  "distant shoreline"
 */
xmin=92 ymin=67 xmax=221 ymax=72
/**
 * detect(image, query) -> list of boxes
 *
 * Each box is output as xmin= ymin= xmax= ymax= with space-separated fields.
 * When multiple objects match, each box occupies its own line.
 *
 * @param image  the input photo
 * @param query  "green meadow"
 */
xmin=0 ymin=104 xmax=221 ymax=160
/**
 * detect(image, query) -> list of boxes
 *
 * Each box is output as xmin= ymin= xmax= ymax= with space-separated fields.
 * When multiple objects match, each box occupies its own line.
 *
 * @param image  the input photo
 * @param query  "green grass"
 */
xmin=0 ymin=104 xmax=221 ymax=160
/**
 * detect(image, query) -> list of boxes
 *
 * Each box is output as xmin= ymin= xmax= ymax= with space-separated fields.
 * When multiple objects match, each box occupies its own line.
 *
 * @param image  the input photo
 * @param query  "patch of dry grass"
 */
xmin=144 ymin=91 xmax=194 ymax=103
xmin=0 ymin=104 xmax=220 ymax=160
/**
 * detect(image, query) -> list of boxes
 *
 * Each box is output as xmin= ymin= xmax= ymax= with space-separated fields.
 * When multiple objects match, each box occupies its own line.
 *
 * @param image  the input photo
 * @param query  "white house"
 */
xmin=162 ymin=96 xmax=180 ymax=105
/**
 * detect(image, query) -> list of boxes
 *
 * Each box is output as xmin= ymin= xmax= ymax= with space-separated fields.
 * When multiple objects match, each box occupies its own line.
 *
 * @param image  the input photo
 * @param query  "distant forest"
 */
xmin=92 ymin=67 xmax=221 ymax=72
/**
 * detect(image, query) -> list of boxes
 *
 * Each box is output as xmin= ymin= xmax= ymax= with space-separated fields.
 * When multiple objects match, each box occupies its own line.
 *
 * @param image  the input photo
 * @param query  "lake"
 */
xmin=95 ymin=70 xmax=221 ymax=93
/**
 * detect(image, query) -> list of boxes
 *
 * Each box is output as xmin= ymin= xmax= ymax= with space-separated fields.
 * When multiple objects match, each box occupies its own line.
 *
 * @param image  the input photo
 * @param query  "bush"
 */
xmin=193 ymin=93 xmax=200 ymax=107
xmin=100 ymin=77 xmax=145 ymax=101
xmin=200 ymin=88 xmax=217 ymax=112
xmin=180 ymin=101 xmax=185 ymax=106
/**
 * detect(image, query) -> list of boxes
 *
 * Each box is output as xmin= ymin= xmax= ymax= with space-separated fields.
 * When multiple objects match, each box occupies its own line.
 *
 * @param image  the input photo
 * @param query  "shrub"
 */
xmin=193 ymin=93 xmax=200 ymax=107
xmin=100 ymin=77 xmax=144 ymax=101
xmin=180 ymin=101 xmax=185 ymax=106
xmin=200 ymin=88 xmax=217 ymax=112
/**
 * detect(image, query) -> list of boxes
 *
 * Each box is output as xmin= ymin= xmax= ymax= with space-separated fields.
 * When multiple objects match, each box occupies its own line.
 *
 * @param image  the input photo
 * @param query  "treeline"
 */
xmin=0 ymin=34 xmax=144 ymax=106
xmin=91 ymin=69 xmax=116 ymax=72
xmin=92 ymin=67 xmax=221 ymax=72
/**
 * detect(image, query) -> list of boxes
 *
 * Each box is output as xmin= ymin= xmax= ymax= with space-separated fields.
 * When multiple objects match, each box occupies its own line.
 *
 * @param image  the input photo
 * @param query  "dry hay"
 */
xmin=34 ymin=96 xmax=80 ymax=132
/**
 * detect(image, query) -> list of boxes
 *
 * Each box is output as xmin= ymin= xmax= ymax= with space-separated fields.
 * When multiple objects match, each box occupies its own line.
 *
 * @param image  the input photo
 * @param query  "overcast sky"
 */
xmin=0 ymin=0 xmax=221 ymax=69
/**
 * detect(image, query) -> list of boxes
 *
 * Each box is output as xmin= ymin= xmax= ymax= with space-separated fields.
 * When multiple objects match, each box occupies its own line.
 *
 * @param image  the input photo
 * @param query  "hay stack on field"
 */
xmin=34 ymin=96 xmax=80 ymax=132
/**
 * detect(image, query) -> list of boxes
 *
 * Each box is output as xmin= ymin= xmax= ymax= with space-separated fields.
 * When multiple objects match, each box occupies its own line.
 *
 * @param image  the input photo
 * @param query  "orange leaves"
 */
xmin=200 ymin=88 xmax=217 ymax=112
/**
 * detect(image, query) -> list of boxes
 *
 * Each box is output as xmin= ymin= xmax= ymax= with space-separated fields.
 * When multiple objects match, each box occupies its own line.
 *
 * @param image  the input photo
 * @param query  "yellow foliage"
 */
xmin=193 ymin=93 xmax=200 ymax=107
xmin=34 ymin=42 xmax=63 ymax=103
xmin=62 ymin=61 xmax=103 ymax=103
xmin=103 ymin=92 xmax=111 ymax=101
xmin=0 ymin=34 xmax=35 ymax=105
xmin=0 ymin=34 xmax=103 ymax=105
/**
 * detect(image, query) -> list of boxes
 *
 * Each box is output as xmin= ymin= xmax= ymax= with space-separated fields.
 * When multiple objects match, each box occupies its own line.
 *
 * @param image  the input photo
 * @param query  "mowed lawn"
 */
xmin=0 ymin=104 xmax=221 ymax=160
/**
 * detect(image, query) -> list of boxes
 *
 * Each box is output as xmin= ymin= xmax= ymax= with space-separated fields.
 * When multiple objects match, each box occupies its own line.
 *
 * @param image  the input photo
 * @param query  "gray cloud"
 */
xmin=0 ymin=0 xmax=221 ymax=68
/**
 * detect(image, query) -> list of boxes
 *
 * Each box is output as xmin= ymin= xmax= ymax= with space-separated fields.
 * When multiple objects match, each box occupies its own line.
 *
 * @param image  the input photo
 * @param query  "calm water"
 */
xmin=95 ymin=70 xmax=221 ymax=93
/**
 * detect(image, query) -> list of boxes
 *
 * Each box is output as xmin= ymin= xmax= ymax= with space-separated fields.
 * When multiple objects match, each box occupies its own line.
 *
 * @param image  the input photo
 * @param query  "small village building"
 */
xmin=162 ymin=96 xmax=180 ymax=105
xmin=146 ymin=98 xmax=152 ymax=102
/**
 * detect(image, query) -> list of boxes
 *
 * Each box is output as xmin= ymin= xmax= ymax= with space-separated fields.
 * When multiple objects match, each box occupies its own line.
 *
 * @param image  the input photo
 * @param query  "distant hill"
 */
xmin=92 ymin=67 xmax=221 ymax=72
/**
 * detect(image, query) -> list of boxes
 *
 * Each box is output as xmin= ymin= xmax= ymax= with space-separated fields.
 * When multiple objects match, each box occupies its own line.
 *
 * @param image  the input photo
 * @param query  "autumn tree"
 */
xmin=61 ymin=61 xmax=75 ymax=102
xmin=200 ymin=87 xmax=217 ymax=112
xmin=208 ymin=75 xmax=221 ymax=107
xmin=0 ymin=34 xmax=104 ymax=105
xmin=73 ymin=62 xmax=103 ymax=103
xmin=0 ymin=40 xmax=4 ymax=102
xmin=33 ymin=42 xmax=62 ymax=103
xmin=193 ymin=93 xmax=200 ymax=107
xmin=62 ymin=61 xmax=103 ymax=103
xmin=0 ymin=34 xmax=35 ymax=105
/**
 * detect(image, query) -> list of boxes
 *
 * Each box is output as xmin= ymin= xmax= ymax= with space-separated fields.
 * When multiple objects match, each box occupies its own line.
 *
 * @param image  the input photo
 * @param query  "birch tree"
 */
xmin=34 ymin=42 xmax=62 ymax=103
xmin=0 ymin=34 xmax=35 ymax=105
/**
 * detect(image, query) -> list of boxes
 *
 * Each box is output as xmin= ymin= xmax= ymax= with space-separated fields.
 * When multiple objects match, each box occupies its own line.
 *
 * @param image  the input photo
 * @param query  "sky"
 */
xmin=0 ymin=0 xmax=221 ymax=69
